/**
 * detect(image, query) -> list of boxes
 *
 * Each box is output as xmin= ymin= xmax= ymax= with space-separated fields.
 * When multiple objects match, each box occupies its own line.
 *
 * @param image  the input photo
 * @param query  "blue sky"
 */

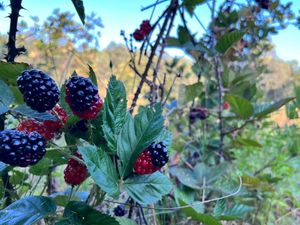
xmin=0 ymin=0 xmax=299 ymax=63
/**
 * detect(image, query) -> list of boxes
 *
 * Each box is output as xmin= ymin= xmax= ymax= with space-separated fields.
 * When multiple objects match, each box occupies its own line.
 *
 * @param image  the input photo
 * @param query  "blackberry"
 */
xmin=65 ymin=74 xmax=102 ymax=119
xmin=64 ymin=153 xmax=88 ymax=185
xmin=17 ymin=105 xmax=67 ymax=140
xmin=190 ymin=107 xmax=208 ymax=122
xmin=133 ymin=29 xmax=144 ymax=41
xmin=17 ymin=119 xmax=54 ymax=140
xmin=134 ymin=142 xmax=168 ymax=175
xmin=17 ymin=69 xmax=60 ymax=112
xmin=0 ymin=129 xmax=46 ymax=167
xmin=140 ymin=20 xmax=152 ymax=36
xmin=113 ymin=205 xmax=127 ymax=217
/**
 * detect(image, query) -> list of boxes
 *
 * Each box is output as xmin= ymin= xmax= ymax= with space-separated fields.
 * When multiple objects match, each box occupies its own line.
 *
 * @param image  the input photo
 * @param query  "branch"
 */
xmin=150 ymin=6 xmax=177 ymax=105
xmin=129 ymin=0 xmax=178 ymax=113
xmin=5 ymin=0 xmax=26 ymax=62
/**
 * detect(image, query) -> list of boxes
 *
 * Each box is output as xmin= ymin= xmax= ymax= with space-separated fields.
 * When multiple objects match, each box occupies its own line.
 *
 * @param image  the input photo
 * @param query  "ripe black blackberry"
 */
xmin=65 ymin=74 xmax=102 ymax=119
xmin=0 ymin=129 xmax=46 ymax=167
xmin=113 ymin=205 xmax=127 ymax=217
xmin=189 ymin=107 xmax=208 ymax=123
xmin=17 ymin=69 xmax=60 ymax=112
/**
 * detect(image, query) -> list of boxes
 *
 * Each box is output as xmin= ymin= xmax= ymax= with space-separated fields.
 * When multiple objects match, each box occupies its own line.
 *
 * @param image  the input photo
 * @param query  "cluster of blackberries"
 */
xmin=133 ymin=20 xmax=152 ymax=41
xmin=0 ymin=69 xmax=103 ymax=172
xmin=189 ymin=107 xmax=209 ymax=123
xmin=134 ymin=142 xmax=168 ymax=175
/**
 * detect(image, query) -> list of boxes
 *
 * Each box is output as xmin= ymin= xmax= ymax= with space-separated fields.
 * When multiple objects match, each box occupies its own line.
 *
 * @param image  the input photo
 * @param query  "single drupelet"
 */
xmin=17 ymin=69 xmax=60 ymax=112
xmin=134 ymin=142 xmax=168 ymax=175
xmin=0 ymin=129 xmax=46 ymax=167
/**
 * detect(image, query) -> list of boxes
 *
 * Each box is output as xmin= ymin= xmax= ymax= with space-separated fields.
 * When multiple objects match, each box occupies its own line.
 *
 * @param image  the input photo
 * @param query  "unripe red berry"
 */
xmin=64 ymin=153 xmax=88 ymax=186
xmin=133 ymin=29 xmax=144 ymax=41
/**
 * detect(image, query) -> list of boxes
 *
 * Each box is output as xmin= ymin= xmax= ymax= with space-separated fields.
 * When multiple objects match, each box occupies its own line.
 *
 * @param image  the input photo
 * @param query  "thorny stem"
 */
xmin=1 ymin=1 xmax=25 ymax=207
xmin=5 ymin=0 xmax=26 ymax=62
xmin=129 ymin=0 xmax=178 ymax=114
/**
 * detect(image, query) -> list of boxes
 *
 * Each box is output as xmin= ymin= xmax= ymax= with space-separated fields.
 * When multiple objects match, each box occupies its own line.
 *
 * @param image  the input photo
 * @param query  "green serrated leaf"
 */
xmin=183 ymin=0 xmax=207 ymax=15
xmin=0 ymin=162 xmax=8 ymax=174
xmin=0 ymin=104 xmax=8 ymax=115
xmin=0 ymin=196 xmax=56 ymax=225
xmin=194 ymin=163 xmax=228 ymax=185
xmin=225 ymin=94 xmax=254 ymax=119
xmin=254 ymin=97 xmax=294 ymax=118
xmin=10 ymin=86 xmax=24 ymax=104
xmin=177 ymin=26 xmax=190 ymax=44
xmin=124 ymin=172 xmax=172 ymax=205
xmin=59 ymin=201 xmax=119 ymax=225
xmin=0 ymin=61 xmax=29 ymax=85
xmin=0 ymin=79 xmax=14 ymax=107
xmin=169 ymin=166 xmax=200 ymax=190
xmin=88 ymin=65 xmax=98 ymax=86
xmin=71 ymin=0 xmax=85 ymax=25
xmin=213 ymin=200 xmax=253 ymax=221
xmin=13 ymin=104 xmax=56 ymax=121
xmin=79 ymin=145 xmax=120 ymax=198
xmin=215 ymin=31 xmax=246 ymax=54
xmin=59 ymin=85 xmax=73 ymax=117
xmin=29 ymin=158 xmax=52 ymax=176
xmin=117 ymin=104 xmax=164 ymax=178
xmin=45 ymin=149 xmax=68 ymax=165
xmin=102 ymin=76 xmax=127 ymax=153
xmin=286 ymin=102 xmax=298 ymax=119
xmin=235 ymin=138 xmax=262 ymax=148
xmin=116 ymin=218 xmax=138 ymax=225
xmin=178 ymin=82 xmax=203 ymax=105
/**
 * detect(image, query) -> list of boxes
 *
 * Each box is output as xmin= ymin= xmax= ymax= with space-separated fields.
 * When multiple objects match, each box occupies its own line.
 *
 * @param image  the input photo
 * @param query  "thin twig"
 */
xmin=150 ymin=7 xmax=177 ymax=105
xmin=129 ymin=0 xmax=178 ymax=113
